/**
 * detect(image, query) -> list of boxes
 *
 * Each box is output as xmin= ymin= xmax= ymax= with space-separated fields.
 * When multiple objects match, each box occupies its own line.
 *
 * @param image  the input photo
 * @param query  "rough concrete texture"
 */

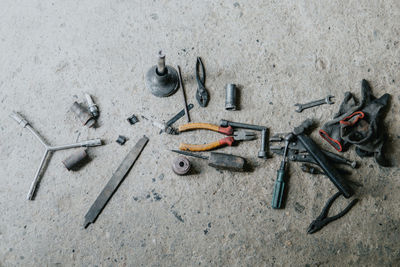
xmin=1 ymin=0 xmax=400 ymax=266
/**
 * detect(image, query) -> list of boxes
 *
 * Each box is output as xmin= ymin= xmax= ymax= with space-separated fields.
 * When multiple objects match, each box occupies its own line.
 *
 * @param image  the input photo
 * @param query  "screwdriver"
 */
xmin=271 ymin=133 xmax=294 ymax=209
xmin=171 ymin=150 xmax=246 ymax=171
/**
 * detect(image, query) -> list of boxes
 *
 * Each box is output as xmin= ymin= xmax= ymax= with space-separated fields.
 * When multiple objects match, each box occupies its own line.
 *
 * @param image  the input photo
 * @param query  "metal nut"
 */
xmin=172 ymin=156 xmax=191 ymax=175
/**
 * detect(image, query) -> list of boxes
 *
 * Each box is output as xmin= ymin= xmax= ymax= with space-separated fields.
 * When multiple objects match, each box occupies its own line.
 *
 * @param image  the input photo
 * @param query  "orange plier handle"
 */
xmin=178 ymin=123 xmax=233 ymax=135
xmin=178 ymin=123 xmax=234 ymax=151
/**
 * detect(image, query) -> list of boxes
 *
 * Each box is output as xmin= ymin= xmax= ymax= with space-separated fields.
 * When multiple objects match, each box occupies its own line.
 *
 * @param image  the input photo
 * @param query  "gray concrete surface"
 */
xmin=1 ymin=0 xmax=400 ymax=266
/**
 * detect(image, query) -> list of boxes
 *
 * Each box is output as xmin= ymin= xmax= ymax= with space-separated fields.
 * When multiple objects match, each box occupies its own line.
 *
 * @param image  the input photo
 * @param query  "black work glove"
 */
xmin=320 ymin=80 xmax=391 ymax=166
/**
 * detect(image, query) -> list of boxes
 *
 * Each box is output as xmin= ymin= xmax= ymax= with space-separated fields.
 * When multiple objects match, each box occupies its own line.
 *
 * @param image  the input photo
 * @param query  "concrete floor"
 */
xmin=1 ymin=0 xmax=400 ymax=266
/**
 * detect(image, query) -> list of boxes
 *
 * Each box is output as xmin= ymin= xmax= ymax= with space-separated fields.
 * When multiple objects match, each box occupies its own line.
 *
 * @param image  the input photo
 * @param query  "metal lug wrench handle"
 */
xmin=294 ymin=95 xmax=334 ymax=113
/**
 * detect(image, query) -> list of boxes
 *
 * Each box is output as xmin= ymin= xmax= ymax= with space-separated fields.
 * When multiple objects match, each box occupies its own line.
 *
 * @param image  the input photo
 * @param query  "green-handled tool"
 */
xmin=271 ymin=133 xmax=294 ymax=209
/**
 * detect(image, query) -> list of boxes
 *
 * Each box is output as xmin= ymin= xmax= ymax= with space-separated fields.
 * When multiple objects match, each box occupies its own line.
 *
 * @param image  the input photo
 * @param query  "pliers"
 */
xmin=178 ymin=123 xmax=256 ymax=152
xmin=307 ymin=192 xmax=358 ymax=234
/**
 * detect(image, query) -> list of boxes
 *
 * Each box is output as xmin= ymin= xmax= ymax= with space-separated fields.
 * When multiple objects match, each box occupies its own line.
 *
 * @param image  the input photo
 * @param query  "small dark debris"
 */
xmin=158 ymin=173 xmax=164 ymax=180
xmin=152 ymin=178 xmax=156 ymax=182
xmin=127 ymin=114 xmax=139 ymax=125
xmin=272 ymin=64 xmax=276 ymax=68
xmin=133 ymin=197 xmax=139 ymax=201
xmin=204 ymin=229 xmax=209 ymax=235
xmin=208 ymin=222 xmax=211 ymax=228
xmin=171 ymin=210 xmax=184 ymax=223
xmin=24 ymin=225 xmax=27 ymax=229
xmin=116 ymin=135 xmax=127 ymax=145
xmin=146 ymin=194 xmax=150 ymax=199
xmin=269 ymin=102 xmax=273 ymax=105
xmin=294 ymin=202 xmax=305 ymax=213
xmin=153 ymin=192 xmax=162 ymax=201
xmin=72 ymin=249 xmax=75 ymax=253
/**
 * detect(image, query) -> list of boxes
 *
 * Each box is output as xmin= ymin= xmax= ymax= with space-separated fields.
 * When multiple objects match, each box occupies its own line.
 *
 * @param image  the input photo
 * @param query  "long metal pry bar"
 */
xmin=10 ymin=112 xmax=103 ymax=200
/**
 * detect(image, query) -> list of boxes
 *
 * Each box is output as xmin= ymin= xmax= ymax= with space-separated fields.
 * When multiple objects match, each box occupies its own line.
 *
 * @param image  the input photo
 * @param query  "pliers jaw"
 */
xmin=195 ymin=57 xmax=209 ymax=107
xmin=307 ymin=192 xmax=358 ymax=234
xmin=307 ymin=218 xmax=325 ymax=234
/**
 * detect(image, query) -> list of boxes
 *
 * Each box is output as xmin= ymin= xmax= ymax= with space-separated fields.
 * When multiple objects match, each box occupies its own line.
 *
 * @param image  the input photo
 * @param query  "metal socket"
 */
xmin=225 ymin=84 xmax=237 ymax=110
xmin=172 ymin=156 xmax=191 ymax=175
xmin=62 ymin=149 xmax=88 ymax=171
xmin=70 ymin=102 xmax=95 ymax=128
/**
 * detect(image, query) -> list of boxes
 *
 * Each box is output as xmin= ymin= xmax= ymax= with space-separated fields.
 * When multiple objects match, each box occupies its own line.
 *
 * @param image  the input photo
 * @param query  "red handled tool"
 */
xmin=178 ymin=123 xmax=256 ymax=152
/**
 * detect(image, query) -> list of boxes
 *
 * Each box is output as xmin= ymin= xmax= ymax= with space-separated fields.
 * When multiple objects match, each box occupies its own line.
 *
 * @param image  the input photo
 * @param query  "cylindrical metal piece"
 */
xmin=172 ymin=156 xmax=191 ymax=175
xmin=10 ymin=112 xmax=29 ymax=127
xmin=258 ymin=129 xmax=268 ymax=158
xmin=62 ymin=149 xmax=88 ymax=171
xmin=157 ymin=51 xmax=167 ymax=75
xmin=49 ymin=138 xmax=102 ymax=151
xmin=70 ymin=102 xmax=95 ymax=128
xmin=225 ymin=84 xmax=237 ymax=110
xmin=219 ymin=119 xmax=267 ymax=131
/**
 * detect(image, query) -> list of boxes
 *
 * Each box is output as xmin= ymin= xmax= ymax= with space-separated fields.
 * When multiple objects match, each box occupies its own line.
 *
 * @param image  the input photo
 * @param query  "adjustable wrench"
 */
xmin=294 ymin=95 xmax=334 ymax=113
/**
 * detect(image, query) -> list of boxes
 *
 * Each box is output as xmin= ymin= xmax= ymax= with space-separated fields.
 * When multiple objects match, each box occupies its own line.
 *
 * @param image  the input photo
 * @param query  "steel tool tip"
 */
xmin=83 ymin=219 xmax=91 ymax=229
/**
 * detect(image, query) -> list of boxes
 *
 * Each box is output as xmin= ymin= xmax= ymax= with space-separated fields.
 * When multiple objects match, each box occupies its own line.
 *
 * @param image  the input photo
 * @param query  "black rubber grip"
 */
xmin=296 ymin=134 xmax=353 ymax=198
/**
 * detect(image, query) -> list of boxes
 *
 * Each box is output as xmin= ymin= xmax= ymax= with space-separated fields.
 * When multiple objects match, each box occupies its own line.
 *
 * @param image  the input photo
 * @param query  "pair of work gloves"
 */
xmin=319 ymin=79 xmax=391 ymax=166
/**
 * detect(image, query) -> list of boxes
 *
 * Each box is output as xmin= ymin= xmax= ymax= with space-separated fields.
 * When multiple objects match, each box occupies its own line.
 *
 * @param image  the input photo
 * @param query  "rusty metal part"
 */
xmin=62 ymin=149 xmax=88 ymax=171
xmin=70 ymin=102 xmax=95 ymax=127
xmin=172 ymin=156 xmax=191 ymax=175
